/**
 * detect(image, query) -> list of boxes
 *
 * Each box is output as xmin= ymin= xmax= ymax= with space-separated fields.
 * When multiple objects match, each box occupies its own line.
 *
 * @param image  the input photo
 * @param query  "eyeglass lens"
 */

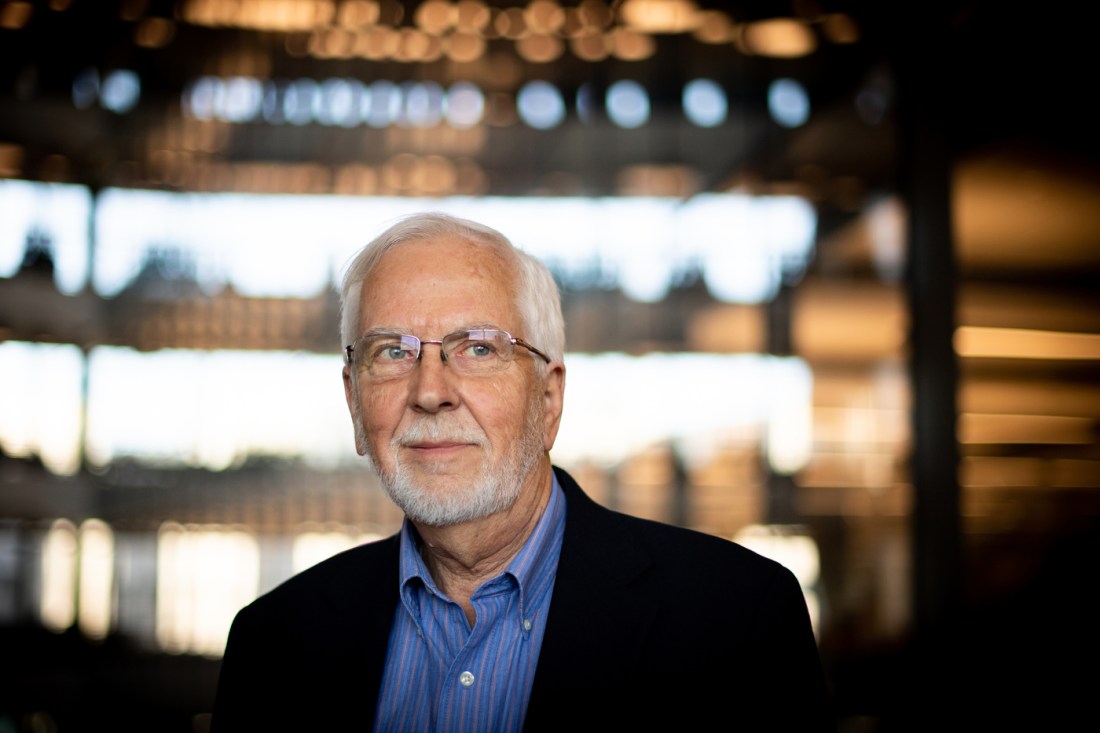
xmin=357 ymin=329 xmax=519 ymax=378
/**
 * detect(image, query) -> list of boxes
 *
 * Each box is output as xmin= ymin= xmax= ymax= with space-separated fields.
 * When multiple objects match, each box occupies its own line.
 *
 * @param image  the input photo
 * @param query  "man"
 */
xmin=212 ymin=212 xmax=833 ymax=731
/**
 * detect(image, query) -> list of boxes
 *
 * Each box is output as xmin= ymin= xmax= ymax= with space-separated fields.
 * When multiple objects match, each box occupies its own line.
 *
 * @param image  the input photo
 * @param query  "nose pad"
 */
xmin=417 ymin=341 xmax=448 ymax=365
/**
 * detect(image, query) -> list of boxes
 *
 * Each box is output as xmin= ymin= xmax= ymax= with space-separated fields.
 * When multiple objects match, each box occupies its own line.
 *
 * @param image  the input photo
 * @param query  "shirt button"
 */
xmin=522 ymin=619 xmax=532 ymax=632
xmin=459 ymin=671 xmax=475 ymax=687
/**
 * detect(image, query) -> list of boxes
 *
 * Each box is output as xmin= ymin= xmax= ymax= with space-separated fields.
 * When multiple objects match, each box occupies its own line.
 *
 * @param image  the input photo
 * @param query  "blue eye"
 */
xmin=466 ymin=341 xmax=495 ymax=358
xmin=381 ymin=346 xmax=412 ymax=361
xmin=368 ymin=338 xmax=416 ymax=363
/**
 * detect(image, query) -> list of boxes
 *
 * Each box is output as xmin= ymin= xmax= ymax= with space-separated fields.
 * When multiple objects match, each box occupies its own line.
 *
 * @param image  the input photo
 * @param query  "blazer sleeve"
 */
xmin=211 ymin=601 xmax=282 ymax=732
xmin=210 ymin=538 xmax=400 ymax=732
xmin=212 ymin=588 xmax=393 ymax=731
xmin=739 ymin=561 xmax=834 ymax=731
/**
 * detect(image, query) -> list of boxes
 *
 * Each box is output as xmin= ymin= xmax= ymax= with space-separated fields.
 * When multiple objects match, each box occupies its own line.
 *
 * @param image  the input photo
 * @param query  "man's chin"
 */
xmin=392 ymin=490 xmax=508 ymax=528
xmin=392 ymin=463 xmax=476 ymax=490
xmin=382 ymin=471 xmax=519 ymax=528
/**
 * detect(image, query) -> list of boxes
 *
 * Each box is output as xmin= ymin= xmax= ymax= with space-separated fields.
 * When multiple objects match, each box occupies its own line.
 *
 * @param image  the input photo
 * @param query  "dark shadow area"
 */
xmin=0 ymin=626 xmax=220 ymax=733
xmin=827 ymin=517 xmax=1100 ymax=730
xmin=4 ymin=512 xmax=1097 ymax=733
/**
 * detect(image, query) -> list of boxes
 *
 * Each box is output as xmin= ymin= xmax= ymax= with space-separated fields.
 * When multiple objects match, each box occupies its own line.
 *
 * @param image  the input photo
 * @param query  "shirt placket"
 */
xmin=433 ymin=577 xmax=513 ymax=732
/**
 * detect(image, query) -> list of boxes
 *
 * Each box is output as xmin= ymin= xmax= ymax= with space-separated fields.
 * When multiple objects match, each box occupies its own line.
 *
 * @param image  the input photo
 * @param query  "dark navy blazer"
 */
xmin=212 ymin=467 xmax=834 ymax=731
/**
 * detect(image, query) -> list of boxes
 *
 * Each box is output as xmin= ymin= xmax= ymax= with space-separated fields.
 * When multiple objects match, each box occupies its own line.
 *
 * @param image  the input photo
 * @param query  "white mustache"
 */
xmin=394 ymin=418 xmax=486 ymax=447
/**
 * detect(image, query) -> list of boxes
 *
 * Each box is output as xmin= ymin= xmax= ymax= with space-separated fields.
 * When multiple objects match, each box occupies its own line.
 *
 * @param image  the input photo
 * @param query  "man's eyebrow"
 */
xmin=358 ymin=327 xmax=408 ymax=337
xmin=357 ymin=323 xmax=504 ymax=339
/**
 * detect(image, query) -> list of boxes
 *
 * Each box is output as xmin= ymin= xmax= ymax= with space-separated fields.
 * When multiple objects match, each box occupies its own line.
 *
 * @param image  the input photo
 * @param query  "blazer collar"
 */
xmin=356 ymin=468 xmax=660 ymax=722
xmin=526 ymin=467 xmax=661 ymax=699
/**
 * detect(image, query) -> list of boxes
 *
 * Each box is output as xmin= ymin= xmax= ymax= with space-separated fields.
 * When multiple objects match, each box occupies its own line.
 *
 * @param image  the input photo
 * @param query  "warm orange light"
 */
xmin=393 ymin=27 xmax=443 ymax=62
xmin=609 ymin=26 xmax=656 ymax=60
xmin=494 ymin=6 xmax=527 ymax=39
xmin=963 ymin=456 xmax=1100 ymax=488
xmin=525 ymin=0 xmax=564 ymax=33
xmin=445 ymin=31 xmax=486 ymax=62
xmin=356 ymin=25 xmax=398 ymax=60
xmin=692 ymin=9 xmax=734 ymax=44
xmin=311 ymin=26 xmax=356 ymax=58
xmin=0 ymin=1 xmax=32 ymax=29
xmin=516 ymin=32 xmax=564 ymax=63
xmin=741 ymin=18 xmax=816 ymax=58
xmin=338 ymin=0 xmax=380 ymax=28
xmin=571 ymin=32 xmax=610 ymax=61
xmin=617 ymin=164 xmax=700 ymax=197
xmin=180 ymin=0 xmax=336 ymax=31
xmin=455 ymin=0 xmax=490 ymax=33
xmin=822 ymin=13 xmax=860 ymax=44
xmin=134 ymin=17 xmax=176 ymax=48
xmin=0 ymin=143 xmax=24 ymax=177
xmin=414 ymin=0 xmax=453 ymax=34
xmin=620 ymin=0 xmax=700 ymax=34
xmin=578 ymin=0 xmax=614 ymax=31
xmin=958 ymin=413 xmax=1095 ymax=445
xmin=954 ymin=326 xmax=1100 ymax=360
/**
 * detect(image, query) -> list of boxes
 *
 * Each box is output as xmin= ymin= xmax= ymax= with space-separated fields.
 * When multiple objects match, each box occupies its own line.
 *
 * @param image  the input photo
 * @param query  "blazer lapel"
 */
xmin=527 ymin=469 xmax=660 ymax=701
xmin=315 ymin=533 xmax=401 ymax=724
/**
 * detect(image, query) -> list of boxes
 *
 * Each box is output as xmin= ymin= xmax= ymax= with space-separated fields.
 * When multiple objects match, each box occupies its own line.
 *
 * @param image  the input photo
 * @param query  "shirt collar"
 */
xmin=500 ymin=472 xmax=565 ymax=620
xmin=396 ymin=473 xmax=566 ymax=615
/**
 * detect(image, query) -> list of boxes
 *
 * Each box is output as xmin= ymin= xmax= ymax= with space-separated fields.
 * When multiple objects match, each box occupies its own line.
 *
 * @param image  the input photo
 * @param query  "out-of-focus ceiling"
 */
xmin=1 ymin=1 xmax=1098 ymax=570
xmin=0 ymin=1 xmax=884 ymax=197
xmin=0 ymin=0 xmax=1097 ymax=279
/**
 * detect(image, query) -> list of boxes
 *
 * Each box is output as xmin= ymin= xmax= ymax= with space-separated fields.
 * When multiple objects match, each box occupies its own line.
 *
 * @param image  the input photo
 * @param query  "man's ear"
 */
xmin=343 ymin=366 xmax=370 ymax=456
xmin=541 ymin=363 xmax=565 ymax=453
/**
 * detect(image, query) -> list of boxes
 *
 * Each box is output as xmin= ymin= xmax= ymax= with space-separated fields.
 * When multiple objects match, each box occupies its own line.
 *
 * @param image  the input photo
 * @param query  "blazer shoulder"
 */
xmin=617 ymin=507 xmax=795 ymax=590
xmin=242 ymin=532 xmax=399 ymax=621
xmin=554 ymin=466 xmax=789 ymax=590
xmin=214 ymin=534 xmax=400 ymax=731
xmin=536 ymin=468 xmax=833 ymax=731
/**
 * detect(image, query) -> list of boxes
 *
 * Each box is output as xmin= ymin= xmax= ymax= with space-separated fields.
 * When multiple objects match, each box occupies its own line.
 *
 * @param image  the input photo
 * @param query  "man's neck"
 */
xmin=412 ymin=464 xmax=554 ymax=625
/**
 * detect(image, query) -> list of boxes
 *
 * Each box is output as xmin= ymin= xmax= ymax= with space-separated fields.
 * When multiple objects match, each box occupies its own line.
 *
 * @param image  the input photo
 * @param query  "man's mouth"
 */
xmin=408 ymin=440 xmax=470 ymax=450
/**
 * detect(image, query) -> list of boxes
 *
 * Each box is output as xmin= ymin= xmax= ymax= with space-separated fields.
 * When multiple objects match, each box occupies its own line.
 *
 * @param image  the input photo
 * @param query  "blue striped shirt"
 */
xmin=373 ymin=476 xmax=566 ymax=733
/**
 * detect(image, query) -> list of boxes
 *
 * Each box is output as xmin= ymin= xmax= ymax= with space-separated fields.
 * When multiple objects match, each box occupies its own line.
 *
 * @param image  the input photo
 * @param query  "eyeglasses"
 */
xmin=345 ymin=328 xmax=551 ymax=380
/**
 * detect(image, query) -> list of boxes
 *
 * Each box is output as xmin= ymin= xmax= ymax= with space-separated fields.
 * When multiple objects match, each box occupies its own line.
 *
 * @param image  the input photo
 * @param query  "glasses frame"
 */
xmin=345 ymin=328 xmax=551 ymax=379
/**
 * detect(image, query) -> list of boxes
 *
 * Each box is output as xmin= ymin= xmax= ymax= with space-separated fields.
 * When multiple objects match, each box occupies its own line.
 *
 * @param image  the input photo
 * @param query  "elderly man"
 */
xmin=212 ymin=212 xmax=833 ymax=731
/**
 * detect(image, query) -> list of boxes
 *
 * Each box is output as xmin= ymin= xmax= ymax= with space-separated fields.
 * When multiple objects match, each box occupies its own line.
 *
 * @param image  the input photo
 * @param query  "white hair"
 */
xmin=339 ymin=211 xmax=565 ymax=365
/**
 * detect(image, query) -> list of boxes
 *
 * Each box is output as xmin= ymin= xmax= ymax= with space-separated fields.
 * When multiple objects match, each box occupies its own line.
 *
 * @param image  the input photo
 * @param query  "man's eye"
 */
xmin=373 ymin=344 xmax=414 ymax=361
xmin=461 ymin=341 xmax=496 ymax=358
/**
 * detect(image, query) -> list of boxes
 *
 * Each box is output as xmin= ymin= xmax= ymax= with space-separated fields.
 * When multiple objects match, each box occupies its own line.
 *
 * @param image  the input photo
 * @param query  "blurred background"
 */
xmin=1 ymin=0 xmax=1098 ymax=730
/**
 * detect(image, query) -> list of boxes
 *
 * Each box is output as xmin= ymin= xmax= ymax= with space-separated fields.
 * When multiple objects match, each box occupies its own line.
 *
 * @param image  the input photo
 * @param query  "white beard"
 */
xmin=368 ymin=400 xmax=545 ymax=527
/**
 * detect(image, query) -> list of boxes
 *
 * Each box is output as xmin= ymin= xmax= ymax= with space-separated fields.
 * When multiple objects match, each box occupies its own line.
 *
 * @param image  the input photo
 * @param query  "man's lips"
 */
xmin=405 ymin=441 xmax=476 ymax=453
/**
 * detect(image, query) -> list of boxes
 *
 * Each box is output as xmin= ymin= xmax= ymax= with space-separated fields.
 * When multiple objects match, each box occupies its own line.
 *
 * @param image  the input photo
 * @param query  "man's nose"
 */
xmin=408 ymin=342 xmax=458 ymax=413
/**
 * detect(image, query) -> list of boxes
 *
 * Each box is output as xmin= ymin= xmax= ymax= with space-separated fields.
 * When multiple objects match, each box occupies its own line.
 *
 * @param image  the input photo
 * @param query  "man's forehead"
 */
xmin=358 ymin=238 xmax=518 ymax=333
xmin=364 ymin=237 xmax=516 ymax=294
xmin=379 ymin=234 xmax=508 ymax=265
xmin=359 ymin=321 xmax=502 ymax=336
